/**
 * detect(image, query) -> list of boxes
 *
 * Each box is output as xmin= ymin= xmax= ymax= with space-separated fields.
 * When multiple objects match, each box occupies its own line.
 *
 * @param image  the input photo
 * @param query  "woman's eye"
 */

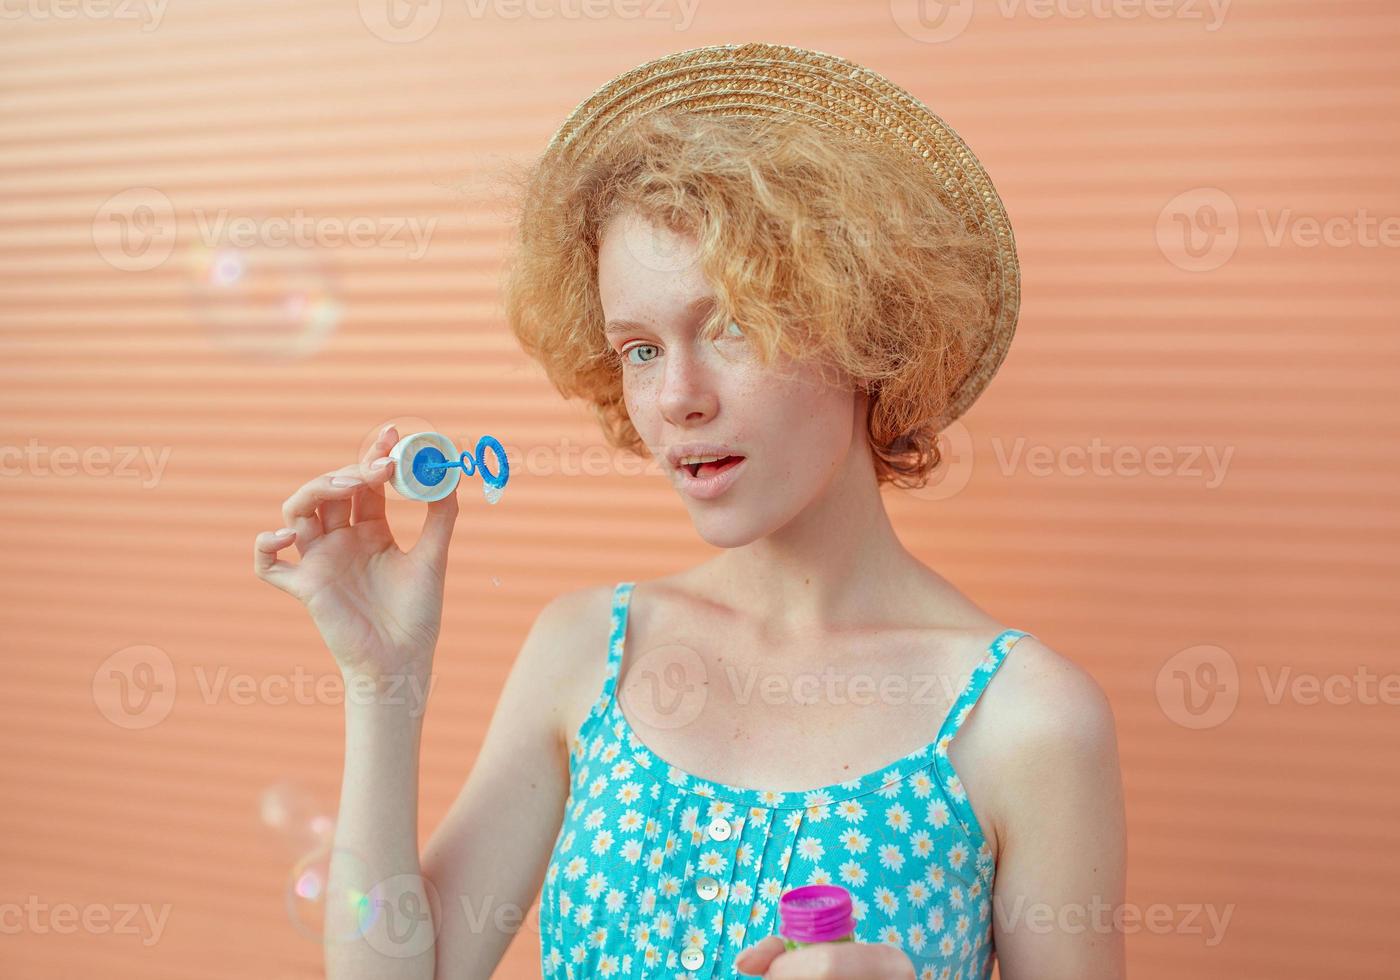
xmin=724 ymin=320 xmax=744 ymax=338
xmin=622 ymin=343 xmax=659 ymax=365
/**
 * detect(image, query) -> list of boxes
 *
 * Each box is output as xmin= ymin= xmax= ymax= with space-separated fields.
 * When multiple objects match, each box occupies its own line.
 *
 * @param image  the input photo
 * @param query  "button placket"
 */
xmin=680 ymin=808 xmax=745 ymax=976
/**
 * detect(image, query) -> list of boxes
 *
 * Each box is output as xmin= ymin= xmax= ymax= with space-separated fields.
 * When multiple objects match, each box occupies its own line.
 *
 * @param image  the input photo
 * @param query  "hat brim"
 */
xmin=547 ymin=42 xmax=1020 ymax=431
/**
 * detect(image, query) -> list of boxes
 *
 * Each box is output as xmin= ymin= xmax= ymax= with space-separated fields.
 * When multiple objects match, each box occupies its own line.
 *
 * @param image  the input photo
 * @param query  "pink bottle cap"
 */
xmin=778 ymin=884 xmax=855 ymax=944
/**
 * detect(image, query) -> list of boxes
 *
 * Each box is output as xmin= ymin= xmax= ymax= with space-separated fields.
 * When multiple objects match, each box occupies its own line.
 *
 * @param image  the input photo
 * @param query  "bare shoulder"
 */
xmin=521 ymin=582 xmax=622 ymax=752
xmin=974 ymin=633 xmax=1121 ymax=844
xmin=987 ymin=634 xmax=1118 ymax=747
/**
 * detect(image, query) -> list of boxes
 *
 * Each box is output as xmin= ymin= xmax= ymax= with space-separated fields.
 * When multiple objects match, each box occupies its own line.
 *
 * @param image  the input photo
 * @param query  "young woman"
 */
xmin=253 ymin=44 xmax=1126 ymax=980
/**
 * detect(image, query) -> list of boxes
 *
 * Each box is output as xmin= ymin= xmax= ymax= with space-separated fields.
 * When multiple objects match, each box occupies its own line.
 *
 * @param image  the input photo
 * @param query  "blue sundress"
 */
xmin=539 ymin=581 xmax=1034 ymax=979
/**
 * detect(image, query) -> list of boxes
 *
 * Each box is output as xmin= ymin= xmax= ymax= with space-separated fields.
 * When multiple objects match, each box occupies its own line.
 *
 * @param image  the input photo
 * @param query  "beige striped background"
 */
xmin=2 ymin=1 xmax=1398 ymax=977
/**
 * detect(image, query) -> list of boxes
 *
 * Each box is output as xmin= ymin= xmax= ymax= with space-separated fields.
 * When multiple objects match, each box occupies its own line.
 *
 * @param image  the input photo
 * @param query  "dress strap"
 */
xmin=937 ymin=628 xmax=1033 ymax=743
xmin=931 ymin=628 xmax=1035 ymax=840
xmin=593 ymin=581 xmax=636 ymax=718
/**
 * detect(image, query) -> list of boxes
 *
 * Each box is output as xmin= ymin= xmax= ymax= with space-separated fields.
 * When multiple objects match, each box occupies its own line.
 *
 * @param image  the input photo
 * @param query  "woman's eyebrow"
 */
xmin=605 ymin=294 xmax=717 ymax=335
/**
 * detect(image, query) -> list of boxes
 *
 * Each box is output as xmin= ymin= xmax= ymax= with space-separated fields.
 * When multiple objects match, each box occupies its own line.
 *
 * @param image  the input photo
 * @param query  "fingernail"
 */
xmin=370 ymin=457 xmax=391 ymax=469
xmin=331 ymin=477 xmax=362 ymax=487
xmin=381 ymin=424 xmax=396 ymax=437
xmin=273 ymin=527 xmax=294 ymax=536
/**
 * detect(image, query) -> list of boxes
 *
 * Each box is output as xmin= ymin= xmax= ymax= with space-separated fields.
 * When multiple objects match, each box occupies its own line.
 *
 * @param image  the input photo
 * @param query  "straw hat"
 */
xmin=546 ymin=41 xmax=1020 ymax=431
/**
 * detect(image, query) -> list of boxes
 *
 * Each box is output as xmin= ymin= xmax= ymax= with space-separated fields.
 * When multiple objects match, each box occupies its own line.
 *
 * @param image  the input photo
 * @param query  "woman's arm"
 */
xmin=325 ymin=588 xmax=589 ymax=980
xmin=417 ymin=587 xmax=595 ymax=978
xmin=988 ymin=640 xmax=1128 ymax=980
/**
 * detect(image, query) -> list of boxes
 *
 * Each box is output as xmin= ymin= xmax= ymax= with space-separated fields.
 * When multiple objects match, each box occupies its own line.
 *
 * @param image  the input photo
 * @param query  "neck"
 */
xmin=704 ymin=398 xmax=938 ymax=640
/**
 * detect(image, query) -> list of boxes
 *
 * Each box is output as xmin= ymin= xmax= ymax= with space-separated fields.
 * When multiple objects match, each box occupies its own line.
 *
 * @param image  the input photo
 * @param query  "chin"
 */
xmin=682 ymin=506 xmax=771 ymax=549
xmin=685 ymin=493 xmax=801 ymax=548
xmin=688 ymin=518 xmax=761 ymax=550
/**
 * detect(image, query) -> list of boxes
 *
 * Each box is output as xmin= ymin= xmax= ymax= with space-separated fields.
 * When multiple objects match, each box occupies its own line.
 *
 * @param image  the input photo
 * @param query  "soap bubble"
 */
xmin=260 ymin=779 xmax=335 ymax=856
xmin=285 ymin=842 xmax=381 ymax=943
xmin=186 ymin=238 xmax=340 ymax=358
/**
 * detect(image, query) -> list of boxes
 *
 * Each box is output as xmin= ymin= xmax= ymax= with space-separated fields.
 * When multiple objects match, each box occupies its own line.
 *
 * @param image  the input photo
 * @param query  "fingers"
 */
xmin=253 ymin=527 xmax=299 ymax=596
xmin=277 ymin=427 xmax=401 ymax=555
xmin=352 ymin=424 xmax=398 ymax=527
xmin=736 ymin=935 xmax=785 ymax=976
xmin=409 ymin=479 xmax=459 ymax=571
xmin=280 ymin=466 xmax=366 ymax=553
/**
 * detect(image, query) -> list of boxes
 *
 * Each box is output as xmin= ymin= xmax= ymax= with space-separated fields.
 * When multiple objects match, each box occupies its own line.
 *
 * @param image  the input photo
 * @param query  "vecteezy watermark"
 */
xmin=0 ymin=896 xmax=172 ymax=947
xmin=1157 ymin=187 xmax=1400 ymax=272
xmin=1156 ymin=643 xmax=1400 ymax=729
xmin=992 ymin=894 xmax=1234 ymax=948
xmin=619 ymin=642 xmax=709 ymax=731
xmin=722 ymin=663 xmax=974 ymax=709
xmin=616 ymin=639 xmax=1004 ymax=735
xmin=902 ymin=421 xmax=976 ymax=504
xmin=91 ymin=187 xmax=438 ymax=272
xmin=357 ymin=0 xmax=699 ymax=44
xmin=0 ymin=0 xmax=169 ymax=31
xmin=93 ymin=645 xmax=178 ymax=730
xmin=345 ymin=879 xmax=555 ymax=958
xmin=890 ymin=0 xmax=1231 ymax=44
xmin=92 ymin=644 xmax=438 ymax=730
xmin=192 ymin=666 xmax=437 ymax=717
xmin=0 ymin=439 xmax=172 ymax=489
xmin=992 ymin=436 xmax=1235 ymax=489
xmin=1156 ymin=645 xmax=1238 ymax=730
xmin=360 ymin=874 xmax=443 ymax=958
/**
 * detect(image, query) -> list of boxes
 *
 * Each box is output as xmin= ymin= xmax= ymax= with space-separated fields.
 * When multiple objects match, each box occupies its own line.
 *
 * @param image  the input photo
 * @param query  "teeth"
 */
xmin=679 ymin=453 xmax=728 ymax=467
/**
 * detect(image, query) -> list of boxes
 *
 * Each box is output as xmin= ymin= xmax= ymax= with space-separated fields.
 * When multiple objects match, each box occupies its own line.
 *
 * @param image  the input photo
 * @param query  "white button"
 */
xmin=680 ymin=945 xmax=705 ymax=969
xmin=695 ymin=874 xmax=720 ymax=900
xmin=707 ymin=817 xmax=732 ymax=841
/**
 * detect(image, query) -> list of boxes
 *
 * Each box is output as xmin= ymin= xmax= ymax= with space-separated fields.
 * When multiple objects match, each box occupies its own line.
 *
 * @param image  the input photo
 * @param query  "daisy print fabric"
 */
xmin=538 ymin=581 xmax=1034 ymax=980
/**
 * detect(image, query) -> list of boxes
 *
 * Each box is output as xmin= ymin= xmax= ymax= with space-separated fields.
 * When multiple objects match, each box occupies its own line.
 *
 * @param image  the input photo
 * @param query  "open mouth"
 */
xmin=682 ymin=455 xmax=745 ymax=479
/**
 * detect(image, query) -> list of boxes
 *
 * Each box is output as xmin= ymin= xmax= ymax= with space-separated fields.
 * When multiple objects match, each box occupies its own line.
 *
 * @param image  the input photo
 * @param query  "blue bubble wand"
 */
xmin=386 ymin=431 xmax=509 ymax=504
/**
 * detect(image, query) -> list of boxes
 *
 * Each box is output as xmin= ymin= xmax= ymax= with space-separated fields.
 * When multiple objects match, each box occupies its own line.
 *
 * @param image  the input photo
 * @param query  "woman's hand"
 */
xmin=252 ymin=424 xmax=460 ymax=696
xmin=735 ymin=936 xmax=916 ymax=979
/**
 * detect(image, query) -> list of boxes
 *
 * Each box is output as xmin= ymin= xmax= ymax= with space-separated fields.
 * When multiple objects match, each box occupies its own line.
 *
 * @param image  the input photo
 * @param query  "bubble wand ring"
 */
xmin=387 ymin=431 xmax=509 ymax=504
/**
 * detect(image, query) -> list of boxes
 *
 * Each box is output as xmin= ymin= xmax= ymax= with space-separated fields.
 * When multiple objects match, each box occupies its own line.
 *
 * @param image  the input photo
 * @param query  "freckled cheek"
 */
xmin=622 ymin=376 xmax=657 ymax=427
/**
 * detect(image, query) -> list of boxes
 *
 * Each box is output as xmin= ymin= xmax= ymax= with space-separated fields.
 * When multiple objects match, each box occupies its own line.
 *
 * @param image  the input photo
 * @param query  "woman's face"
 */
xmin=597 ymin=206 xmax=866 ymax=548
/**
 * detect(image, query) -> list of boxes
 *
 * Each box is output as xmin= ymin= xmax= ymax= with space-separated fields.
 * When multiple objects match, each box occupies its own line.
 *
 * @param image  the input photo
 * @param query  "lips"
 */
xmin=684 ymin=455 xmax=744 ymax=478
xmin=675 ymin=455 xmax=748 ymax=501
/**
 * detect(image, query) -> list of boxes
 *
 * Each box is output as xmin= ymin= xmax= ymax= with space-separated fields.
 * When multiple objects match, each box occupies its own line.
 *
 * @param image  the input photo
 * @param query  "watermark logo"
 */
xmin=892 ymin=0 xmax=1232 ymax=43
xmin=92 ymin=646 xmax=437 ymax=728
xmin=359 ymin=0 xmax=443 ymax=42
xmin=1157 ymin=187 xmax=1240 ymax=273
xmin=92 ymin=189 xmax=437 ymax=272
xmin=0 ymin=0 xmax=169 ymax=31
xmin=1157 ymin=642 xmax=1400 ymax=728
xmin=1155 ymin=644 xmax=1238 ymax=730
xmin=993 ymin=436 xmax=1235 ymax=489
xmin=92 ymin=645 xmax=177 ymax=730
xmin=618 ymin=641 xmax=708 ymax=731
xmin=0 ymin=439 xmax=173 ymax=489
xmin=362 ymin=874 xmax=443 ymax=958
xmin=358 ymin=0 xmax=698 ymax=41
xmin=92 ymin=187 xmax=177 ymax=273
xmin=906 ymin=420 xmax=975 ymax=502
xmin=616 ymin=206 xmax=699 ymax=276
xmin=1257 ymin=207 xmax=1400 ymax=250
xmin=0 ymin=896 xmax=172 ymax=946
xmin=1158 ymin=187 xmax=1399 ymax=272
xmin=994 ymin=894 xmax=1234 ymax=947
xmin=889 ymin=0 xmax=977 ymax=44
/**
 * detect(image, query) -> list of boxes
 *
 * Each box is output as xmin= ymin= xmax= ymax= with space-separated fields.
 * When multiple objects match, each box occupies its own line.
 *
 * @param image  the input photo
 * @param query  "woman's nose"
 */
xmin=658 ymin=351 xmax=719 ymax=426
